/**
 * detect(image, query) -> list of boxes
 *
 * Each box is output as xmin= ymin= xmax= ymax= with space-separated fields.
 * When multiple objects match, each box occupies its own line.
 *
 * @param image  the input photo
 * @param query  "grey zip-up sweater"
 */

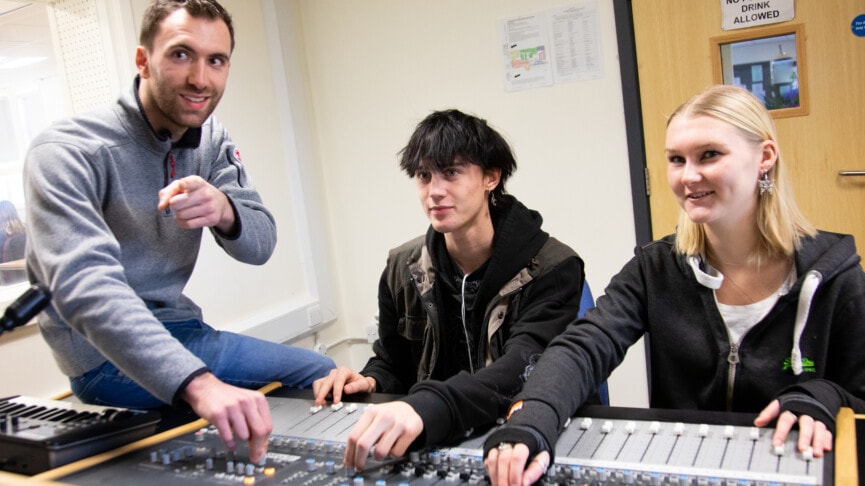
xmin=23 ymin=77 xmax=276 ymax=404
xmin=488 ymin=231 xmax=865 ymax=457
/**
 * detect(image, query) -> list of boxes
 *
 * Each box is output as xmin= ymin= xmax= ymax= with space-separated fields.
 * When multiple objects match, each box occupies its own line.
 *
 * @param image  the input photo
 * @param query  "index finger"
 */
xmin=313 ymin=374 xmax=335 ymax=406
xmin=344 ymin=407 xmax=377 ymax=470
xmin=157 ymin=180 xmax=184 ymax=210
xmin=331 ymin=369 xmax=353 ymax=404
xmin=484 ymin=447 xmax=501 ymax=484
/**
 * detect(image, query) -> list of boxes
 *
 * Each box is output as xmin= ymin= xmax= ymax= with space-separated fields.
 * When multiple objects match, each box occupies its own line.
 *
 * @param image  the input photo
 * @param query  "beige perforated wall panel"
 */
xmin=51 ymin=0 xmax=112 ymax=113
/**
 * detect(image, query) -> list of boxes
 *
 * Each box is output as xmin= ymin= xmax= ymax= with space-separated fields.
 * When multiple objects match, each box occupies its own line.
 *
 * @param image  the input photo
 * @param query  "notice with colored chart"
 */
xmin=499 ymin=2 xmax=602 ymax=92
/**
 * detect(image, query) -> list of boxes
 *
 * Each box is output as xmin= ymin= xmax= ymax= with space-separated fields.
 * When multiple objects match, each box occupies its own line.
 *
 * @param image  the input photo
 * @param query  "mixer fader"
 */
xmin=51 ymin=388 xmax=830 ymax=485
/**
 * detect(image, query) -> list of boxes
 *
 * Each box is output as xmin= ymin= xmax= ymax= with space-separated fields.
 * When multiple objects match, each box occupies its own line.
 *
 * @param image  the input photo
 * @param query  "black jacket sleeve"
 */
xmin=776 ymin=379 xmax=865 ymax=433
xmin=359 ymin=267 xmax=420 ymax=394
xmin=403 ymin=256 xmax=584 ymax=447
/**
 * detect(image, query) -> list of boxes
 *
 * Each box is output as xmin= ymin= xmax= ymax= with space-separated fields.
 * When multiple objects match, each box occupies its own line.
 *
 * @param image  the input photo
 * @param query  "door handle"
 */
xmin=838 ymin=171 xmax=865 ymax=176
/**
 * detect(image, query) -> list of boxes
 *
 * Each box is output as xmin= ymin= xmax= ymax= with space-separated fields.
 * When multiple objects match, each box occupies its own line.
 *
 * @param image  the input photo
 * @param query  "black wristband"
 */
xmin=777 ymin=392 xmax=836 ymax=432
xmin=775 ymin=379 xmax=851 ymax=434
xmin=482 ymin=425 xmax=550 ymax=461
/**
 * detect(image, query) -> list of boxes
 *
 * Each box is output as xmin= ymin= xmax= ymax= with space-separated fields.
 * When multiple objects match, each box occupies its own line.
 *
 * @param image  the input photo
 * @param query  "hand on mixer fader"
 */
xmin=484 ymin=409 xmax=828 ymax=486
xmin=754 ymin=399 xmax=833 ymax=459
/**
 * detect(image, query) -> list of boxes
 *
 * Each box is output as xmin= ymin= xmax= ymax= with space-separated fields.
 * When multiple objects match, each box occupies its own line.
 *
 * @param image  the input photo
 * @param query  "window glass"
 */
xmin=0 ymin=1 xmax=69 ymax=286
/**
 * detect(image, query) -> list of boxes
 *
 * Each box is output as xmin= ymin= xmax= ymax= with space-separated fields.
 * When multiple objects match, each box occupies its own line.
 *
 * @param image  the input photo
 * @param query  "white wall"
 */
xmin=0 ymin=0 xmax=650 ymax=408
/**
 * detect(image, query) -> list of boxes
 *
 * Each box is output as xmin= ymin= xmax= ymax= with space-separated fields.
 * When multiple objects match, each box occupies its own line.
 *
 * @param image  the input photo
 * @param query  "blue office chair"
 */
xmin=579 ymin=280 xmax=610 ymax=406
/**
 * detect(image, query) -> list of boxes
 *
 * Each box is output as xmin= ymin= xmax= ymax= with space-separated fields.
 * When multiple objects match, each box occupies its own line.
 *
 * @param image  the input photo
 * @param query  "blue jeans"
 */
xmin=70 ymin=319 xmax=335 ymax=408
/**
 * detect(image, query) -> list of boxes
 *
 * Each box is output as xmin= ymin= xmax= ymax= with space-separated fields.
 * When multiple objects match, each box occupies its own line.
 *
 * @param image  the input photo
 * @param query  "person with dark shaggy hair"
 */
xmin=313 ymin=109 xmax=590 ymax=470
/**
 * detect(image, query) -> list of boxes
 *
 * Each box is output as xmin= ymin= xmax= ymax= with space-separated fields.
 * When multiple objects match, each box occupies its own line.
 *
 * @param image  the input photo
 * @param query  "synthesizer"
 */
xmin=0 ymin=395 xmax=161 ymax=475
xmin=49 ymin=388 xmax=830 ymax=485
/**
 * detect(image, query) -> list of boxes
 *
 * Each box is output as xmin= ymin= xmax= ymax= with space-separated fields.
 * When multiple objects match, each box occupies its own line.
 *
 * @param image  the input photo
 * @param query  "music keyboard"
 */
xmin=0 ymin=395 xmax=160 ymax=475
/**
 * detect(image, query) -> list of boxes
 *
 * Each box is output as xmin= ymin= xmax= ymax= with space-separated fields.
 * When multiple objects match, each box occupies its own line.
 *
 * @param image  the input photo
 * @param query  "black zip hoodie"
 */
xmin=487 ymin=230 xmax=865 ymax=458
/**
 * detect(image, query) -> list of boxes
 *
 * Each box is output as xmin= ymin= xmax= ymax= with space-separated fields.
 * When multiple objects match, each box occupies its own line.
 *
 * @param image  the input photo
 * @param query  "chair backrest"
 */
xmin=579 ymin=280 xmax=609 ymax=406
xmin=578 ymin=280 xmax=594 ymax=319
xmin=3 ymin=233 xmax=25 ymax=262
xmin=0 ymin=233 xmax=26 ymax=285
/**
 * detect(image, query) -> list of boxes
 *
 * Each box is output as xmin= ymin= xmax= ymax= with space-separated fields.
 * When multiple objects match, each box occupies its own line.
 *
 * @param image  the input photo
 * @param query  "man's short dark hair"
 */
xmin=140 ymin=0 xmax=235 ymax=53
xmin=398 ymin=109 xmax=517 ymax=199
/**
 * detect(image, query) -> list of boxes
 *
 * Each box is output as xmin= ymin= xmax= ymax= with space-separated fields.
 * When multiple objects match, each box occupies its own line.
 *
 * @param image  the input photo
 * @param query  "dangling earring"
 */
xmin=489 ymin=191 xmax=497 ymax=207
xmin=758 ymin=171 xmax=775 ymax=196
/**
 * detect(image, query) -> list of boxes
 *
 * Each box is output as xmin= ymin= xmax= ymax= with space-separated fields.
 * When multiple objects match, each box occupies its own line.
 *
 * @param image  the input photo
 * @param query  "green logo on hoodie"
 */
xmin=782 ymin=357 xmax=816 ymax=373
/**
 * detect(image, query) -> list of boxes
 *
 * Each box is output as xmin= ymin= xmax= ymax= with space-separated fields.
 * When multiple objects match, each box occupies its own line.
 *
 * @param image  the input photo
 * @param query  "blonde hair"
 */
xmin=668 ymin=85 xmax=815 ymax=261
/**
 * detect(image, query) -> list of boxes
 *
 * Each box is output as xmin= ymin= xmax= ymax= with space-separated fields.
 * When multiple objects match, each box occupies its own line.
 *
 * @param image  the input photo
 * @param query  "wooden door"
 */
xmin=631 ymin=1 xmax=865 ymax=252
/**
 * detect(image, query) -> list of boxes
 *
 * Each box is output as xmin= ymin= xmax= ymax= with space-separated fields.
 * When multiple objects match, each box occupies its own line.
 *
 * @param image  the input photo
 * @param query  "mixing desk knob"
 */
xmin=596 ymin=468 xmax=608 ymax=482
xmin=622 ymin=470 xmax=634 ymax=483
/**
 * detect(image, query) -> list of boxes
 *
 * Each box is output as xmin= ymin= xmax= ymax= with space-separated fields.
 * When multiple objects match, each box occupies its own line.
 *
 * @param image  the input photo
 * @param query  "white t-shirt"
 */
xmin=715 ymin=267 xmax=797 ymax=345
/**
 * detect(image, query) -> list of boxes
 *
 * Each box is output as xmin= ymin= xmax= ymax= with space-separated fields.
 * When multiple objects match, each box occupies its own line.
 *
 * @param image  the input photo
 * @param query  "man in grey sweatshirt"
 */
xmin=22 ymin=0 xmax=334 ymax=464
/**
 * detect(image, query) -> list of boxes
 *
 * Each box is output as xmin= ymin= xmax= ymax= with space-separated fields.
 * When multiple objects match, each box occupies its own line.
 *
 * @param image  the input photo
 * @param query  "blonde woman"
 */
xmin=484 ymin=85 xmax=865 ymax=485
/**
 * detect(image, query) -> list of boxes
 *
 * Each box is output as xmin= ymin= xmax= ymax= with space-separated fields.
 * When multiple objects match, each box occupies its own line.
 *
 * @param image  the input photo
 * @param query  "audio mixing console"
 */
xmin=49 ymin=388 xmax=829 ymax=485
